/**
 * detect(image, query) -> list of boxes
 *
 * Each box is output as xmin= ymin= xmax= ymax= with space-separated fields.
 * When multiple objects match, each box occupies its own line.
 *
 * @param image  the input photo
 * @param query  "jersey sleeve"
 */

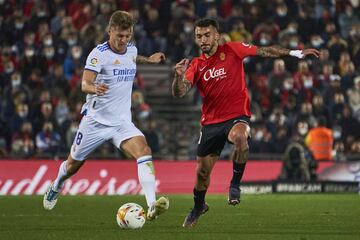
xmin=85 ymin=48 xmax=102 ymax=73
xmin=184 ymin=59 xmax=199 ymax=86
xmin=227 ymin=42 xmax=257 ymax=59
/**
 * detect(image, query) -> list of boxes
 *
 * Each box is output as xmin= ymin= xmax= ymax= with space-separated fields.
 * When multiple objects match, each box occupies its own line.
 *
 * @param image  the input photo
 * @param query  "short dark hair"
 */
xmin=194 ymin=18 xmax=219 ymax=32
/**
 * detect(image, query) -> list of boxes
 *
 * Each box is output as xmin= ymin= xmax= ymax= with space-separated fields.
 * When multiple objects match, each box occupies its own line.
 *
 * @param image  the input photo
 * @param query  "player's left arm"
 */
xmin=256 ymin=46 xmax=320 ymax=58
xmin=136 ymin=52 xmax=166 ymax=64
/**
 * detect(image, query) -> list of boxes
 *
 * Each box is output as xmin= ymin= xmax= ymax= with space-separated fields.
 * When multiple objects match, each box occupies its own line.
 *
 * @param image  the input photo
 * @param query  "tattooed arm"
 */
xmin=257 ymin=46 xmax=320 ymax=58
xmin=172 ymin=59 xmax=192 ymax=98
xmin=136 ymin=52 xmax=165 ymax=64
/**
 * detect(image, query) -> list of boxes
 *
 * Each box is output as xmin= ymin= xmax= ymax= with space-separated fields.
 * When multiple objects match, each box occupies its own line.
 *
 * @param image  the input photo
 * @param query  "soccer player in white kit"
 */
xmin=43 ymin=10 xmax=169 ymax=220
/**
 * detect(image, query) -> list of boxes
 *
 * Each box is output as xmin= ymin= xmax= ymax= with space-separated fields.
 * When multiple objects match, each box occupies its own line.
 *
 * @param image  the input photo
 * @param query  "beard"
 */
xmin=200 ymin=44 xmax=212 ymax=54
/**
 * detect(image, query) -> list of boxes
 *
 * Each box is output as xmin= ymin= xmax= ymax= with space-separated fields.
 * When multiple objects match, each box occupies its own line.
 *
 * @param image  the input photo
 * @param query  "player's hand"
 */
xmin=174 ymin=58 xmax=189 ymax=77
xmin=148 ymin=52 xmax=165 ymax=63
xmin=95 ymin=83 xmax=108 ymax=96
xmin=302 ymin=48 xmax=320 ymax=58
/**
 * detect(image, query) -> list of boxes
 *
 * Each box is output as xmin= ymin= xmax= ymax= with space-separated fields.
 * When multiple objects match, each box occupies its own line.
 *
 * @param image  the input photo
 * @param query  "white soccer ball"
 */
xmin=116 ymin=203 xmax=146 ymax=229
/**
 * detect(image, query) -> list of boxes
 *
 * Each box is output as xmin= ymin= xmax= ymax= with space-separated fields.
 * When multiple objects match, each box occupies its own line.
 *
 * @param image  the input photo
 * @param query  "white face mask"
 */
xmin=72 ymin=50 xmax=82 ymax=59
xmin=12 ymin=78 xmax=21 ymax=87
xmin=303 ymin=79 xmax=313 ymax=89
xmin=25 ymin=49 xmax=35 ymax=57
xmin=277 ymin=9 xmax=287 ymax=17
xmin=311 ymin=39 xmax=323 ymax=48
xmin=288 ymin=27 xmax=297 ymax=34
xmin=298 ymin=127 xmax=308 ymax=136
xmin=15 ymin=22 xmax=24 ymax=29
xmin=184 ymin=25 xmax=192 ymax=33
xmin=5 ymin=64 xmax=14 ymax=74
xmin=255 ymin=131 xmax=264 ymax=140
xmin=37 ymin=11 xmax=46 ymax=17
xmin=289 ymin=40 xmax=298 ymax=48
xmin=44 ymin=49 xmax=55 ymax=59
xmin=260 ymin=38 xmax=269 ymax=45
xmin=44 ymin=38 xmax=53 ymax=46
xmin=284 ymin=81 xmax=293 ymax=90
xmin=333 ymin=131 xmax=341 ymax=139
xmin=19 ymin=110 xmax=28 ymax=118
xmin=67 ymin=39 xmax=77 ymax=46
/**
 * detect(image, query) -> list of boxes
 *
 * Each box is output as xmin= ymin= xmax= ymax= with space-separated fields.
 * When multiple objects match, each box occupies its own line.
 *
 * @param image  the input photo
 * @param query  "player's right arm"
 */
xmin=172 ymin=59 xmax=192 ymax=98
xmin=81 ymin=70 xmax=108 ymax=96
xmin=82 ymin=49 xmax=108 ymax=96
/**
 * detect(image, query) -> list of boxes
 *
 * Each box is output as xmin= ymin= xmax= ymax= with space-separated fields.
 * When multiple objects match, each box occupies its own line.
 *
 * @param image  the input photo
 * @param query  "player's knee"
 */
xmin=231 ymin=132 xmax=248 ymax=149
xmin=138 ymin=146 xmax=152 ymax=157
xmin=196 ymin=168 xmax=210 ymax=182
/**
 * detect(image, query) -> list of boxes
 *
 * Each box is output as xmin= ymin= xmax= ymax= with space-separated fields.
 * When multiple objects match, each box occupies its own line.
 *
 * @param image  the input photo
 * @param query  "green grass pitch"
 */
xmin=0 ymin=194 xmax=359 ymax=240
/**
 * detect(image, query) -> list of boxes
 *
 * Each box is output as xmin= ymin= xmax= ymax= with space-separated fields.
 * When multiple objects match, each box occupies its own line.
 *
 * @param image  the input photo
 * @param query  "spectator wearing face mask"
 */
xmin=32 ymin=101 xmax=58 ymax=134
xmin=35 ymin=121 xmax=61 ymax=158
xmin=268 ymin=59 xmax=291 ymax=94
xmin=312 ymin=94 xmax=332 ymax=128
xmin=11 ymin=121 xmax=35 ymax=158
xmin=294 ymin=61 xmax=318 ymax=103
xmin=309 ymin=34 xmax=325 ymax=49
xmin=63 ymin=45 xmax=84 ymax=81
xmin=3 ymin=71 xmax=32 ymax=102
xmin=273 ymin=3 xmax=290 ymax=29
xmin=19 ymin=45 xmax=42 ymax=78
xmin=9 ymin=103 xmax=31 ymax=136
xmin=293 ymin=60 xmax=316 ymax=91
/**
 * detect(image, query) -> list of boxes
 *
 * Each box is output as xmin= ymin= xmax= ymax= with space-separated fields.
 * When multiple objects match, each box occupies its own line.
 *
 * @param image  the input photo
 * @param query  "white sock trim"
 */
xmin=137 ymin=155 xmax=152 ymax=164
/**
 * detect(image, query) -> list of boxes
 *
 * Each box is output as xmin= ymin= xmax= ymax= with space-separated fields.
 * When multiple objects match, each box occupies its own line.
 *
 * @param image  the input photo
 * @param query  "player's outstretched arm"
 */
xmin=136 ymin=52 xmax=166 ymax=64
xmin=81 ymin=70 xmax=108 ymax=96
xmin=172 ymin=59 xmax=192 ymax=98
xmin=257 ymin=46 xmax=320 ymax=58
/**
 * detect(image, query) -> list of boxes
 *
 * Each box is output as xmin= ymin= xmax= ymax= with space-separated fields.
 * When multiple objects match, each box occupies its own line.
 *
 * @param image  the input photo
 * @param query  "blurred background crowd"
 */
xmin=0 ymin=0 xmax=359 ymax=163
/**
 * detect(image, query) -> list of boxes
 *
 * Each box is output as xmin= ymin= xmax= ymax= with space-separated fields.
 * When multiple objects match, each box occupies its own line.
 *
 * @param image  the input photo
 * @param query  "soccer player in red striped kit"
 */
xmin=172 ymin=18 xmax=320 ymax=227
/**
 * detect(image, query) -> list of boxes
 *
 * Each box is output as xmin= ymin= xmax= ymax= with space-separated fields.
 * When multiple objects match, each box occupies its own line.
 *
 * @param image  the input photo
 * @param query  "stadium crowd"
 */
xmin=0 ymin=0 xmax=359 ymax=161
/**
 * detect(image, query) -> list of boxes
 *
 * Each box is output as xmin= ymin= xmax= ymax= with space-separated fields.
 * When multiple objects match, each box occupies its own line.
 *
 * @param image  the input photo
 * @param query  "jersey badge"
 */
xmin=114 ymin=59 xmax=121 ymax=65
xmin=90 ymin=58 xmax=98 ymax=65
xmin=220 ymin=52 xmax=226 ymax=61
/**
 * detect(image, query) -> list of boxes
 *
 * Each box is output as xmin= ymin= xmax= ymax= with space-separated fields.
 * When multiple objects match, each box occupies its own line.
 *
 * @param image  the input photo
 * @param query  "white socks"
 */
xmin=53 ymin=160 xmax=68 ymax=191
xmin=137 ymin=155 xmax=156 ymax=207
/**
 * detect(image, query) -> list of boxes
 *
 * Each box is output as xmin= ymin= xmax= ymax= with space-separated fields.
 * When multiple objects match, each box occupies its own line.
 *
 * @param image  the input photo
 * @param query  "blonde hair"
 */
xmin=107 ymin=10 xmax=134 ymax=31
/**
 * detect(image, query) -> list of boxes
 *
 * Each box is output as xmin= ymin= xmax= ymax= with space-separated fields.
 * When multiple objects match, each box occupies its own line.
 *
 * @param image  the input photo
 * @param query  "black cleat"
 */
xmin=228 ymin=185 xmax=241 ymax=206
xmin=182 ymin=203 xmax=209 ymax=227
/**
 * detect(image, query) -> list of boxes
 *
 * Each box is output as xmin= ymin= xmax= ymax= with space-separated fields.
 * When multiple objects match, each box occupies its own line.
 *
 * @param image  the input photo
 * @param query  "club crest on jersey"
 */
xmin=90 ymin=58 xmax=98 ymax=65
xmin=114 ymin=59 xmax=120 ymax=64
xmin=220 ymin=52 xmax=226 ymax=61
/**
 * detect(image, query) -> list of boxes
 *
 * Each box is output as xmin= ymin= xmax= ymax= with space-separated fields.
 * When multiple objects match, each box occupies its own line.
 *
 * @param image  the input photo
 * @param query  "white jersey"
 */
xmin=82 ymin=41 xmax=137 ymax=126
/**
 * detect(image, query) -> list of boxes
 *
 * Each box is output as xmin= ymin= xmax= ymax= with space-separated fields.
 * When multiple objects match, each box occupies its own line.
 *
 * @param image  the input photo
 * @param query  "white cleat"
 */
xmin=43 ymin=184 xmax=61 ymax=210
xmin=147 ymin=196 xmax=169 ymax=221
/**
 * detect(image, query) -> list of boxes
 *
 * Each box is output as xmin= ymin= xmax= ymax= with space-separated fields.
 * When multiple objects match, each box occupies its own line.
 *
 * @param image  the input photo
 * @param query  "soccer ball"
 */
xmin=116 ymin=203 xmax=146 ymax=229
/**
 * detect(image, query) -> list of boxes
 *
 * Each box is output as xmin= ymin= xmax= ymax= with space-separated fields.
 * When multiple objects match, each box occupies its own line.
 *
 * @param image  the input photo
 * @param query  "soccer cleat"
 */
xmin=147 ymin=196 xmax=169 ymax=220
xmin=228 ymin=185 xmax=241 ymax=206
xmin=182 ymin=203 xmax=209 ymax=228
xmin=43 ymin=184 xmax=61 ymax=210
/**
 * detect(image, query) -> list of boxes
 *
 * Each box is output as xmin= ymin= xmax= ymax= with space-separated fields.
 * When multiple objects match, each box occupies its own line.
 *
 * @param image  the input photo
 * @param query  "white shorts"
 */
xmin=70 ymin=115 xmax=144 ymax=161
